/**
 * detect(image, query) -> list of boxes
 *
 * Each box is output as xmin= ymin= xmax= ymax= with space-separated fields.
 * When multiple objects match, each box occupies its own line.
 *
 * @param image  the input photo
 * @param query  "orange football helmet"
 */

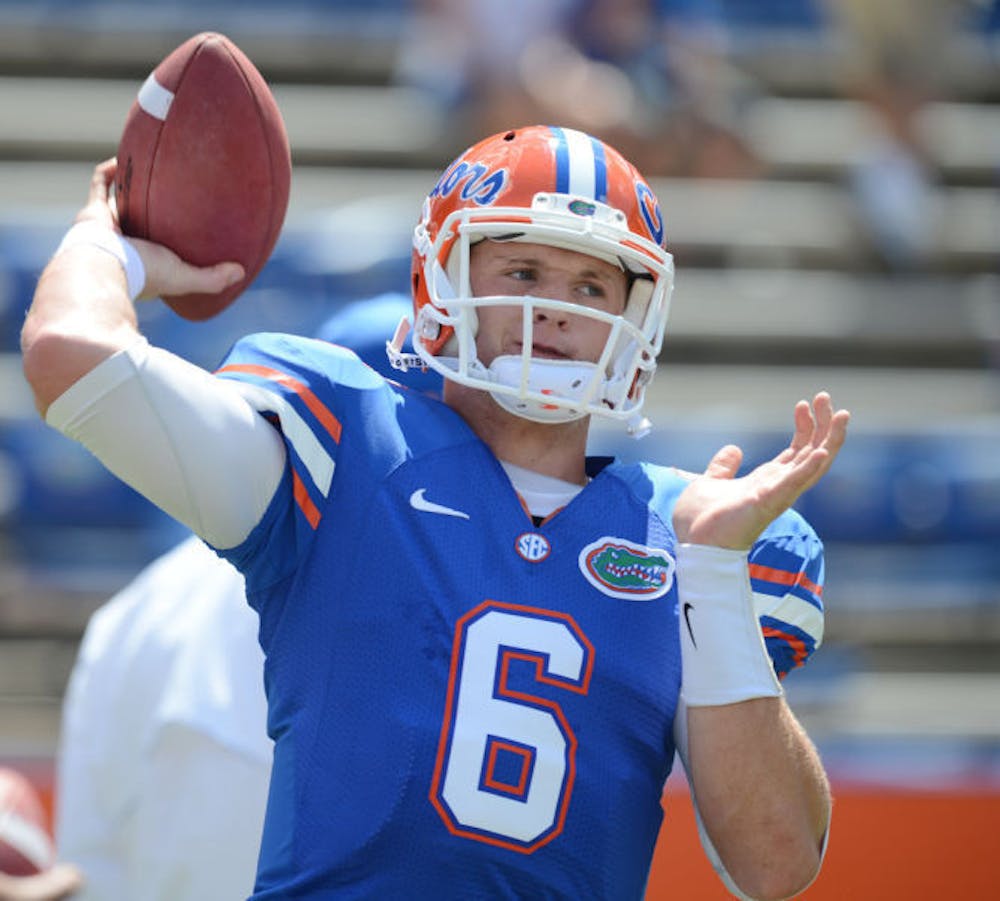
xmin=392 ymin=125 xmax=674 ymax=435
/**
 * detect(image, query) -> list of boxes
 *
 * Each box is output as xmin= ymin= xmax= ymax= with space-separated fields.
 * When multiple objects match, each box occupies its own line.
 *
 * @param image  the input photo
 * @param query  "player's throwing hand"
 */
xmin=75 ymin=159 xmax=244 ymax=302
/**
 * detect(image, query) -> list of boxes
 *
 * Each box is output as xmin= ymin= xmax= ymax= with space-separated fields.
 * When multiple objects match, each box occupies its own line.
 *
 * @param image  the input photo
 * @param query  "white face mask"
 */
xmin=394 ymin=194 xmax=675 ymax=438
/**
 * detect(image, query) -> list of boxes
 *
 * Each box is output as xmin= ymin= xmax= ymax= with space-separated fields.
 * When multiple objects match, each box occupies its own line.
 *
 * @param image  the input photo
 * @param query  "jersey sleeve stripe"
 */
xmin=222 ymin=380 xmax=335 ymax=498
xmin=292 ymin=470 xmax=321 ymax=529
xmin=748 ymin=562 xmax=823 ymax=601
xmin=753 ymin=591 xmax=824 ymax=646
xmin=217 ymin=363 xmax=343 ymax=444
xmin=761 ymin=625 xmax=810 ymax=674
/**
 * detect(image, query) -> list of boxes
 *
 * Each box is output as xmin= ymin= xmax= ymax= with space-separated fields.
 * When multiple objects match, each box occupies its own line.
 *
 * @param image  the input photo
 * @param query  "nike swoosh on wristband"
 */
xmin=409 ymin=488 xmax=470 ymax=520
xmin=682 ymin=602 xmax=697 ymax=649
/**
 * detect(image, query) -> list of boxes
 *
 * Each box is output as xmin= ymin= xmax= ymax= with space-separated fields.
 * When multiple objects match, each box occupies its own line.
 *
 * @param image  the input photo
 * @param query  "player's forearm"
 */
xmin=674 ymin=542 xmax=829 ymax=899
xmin=687 ymin=697 xmax=829 ymax=901
xmin=22 ymin=243 xmax=141 ymax=415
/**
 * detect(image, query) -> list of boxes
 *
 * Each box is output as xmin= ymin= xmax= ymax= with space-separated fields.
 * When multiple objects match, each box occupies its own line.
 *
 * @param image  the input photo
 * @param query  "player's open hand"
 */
xmin=672 ymin=392 xmax=850 ymax=550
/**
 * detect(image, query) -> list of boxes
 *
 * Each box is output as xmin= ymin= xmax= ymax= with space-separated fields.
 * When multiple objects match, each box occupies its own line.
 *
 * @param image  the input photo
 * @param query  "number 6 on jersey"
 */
xmin=430 ymin=600 xmax=594 ymax=853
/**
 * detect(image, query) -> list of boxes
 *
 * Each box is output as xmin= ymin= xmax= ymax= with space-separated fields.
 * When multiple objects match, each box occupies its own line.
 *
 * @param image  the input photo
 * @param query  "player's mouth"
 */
xmin=514 ymin=341 xmax=570 ymax=361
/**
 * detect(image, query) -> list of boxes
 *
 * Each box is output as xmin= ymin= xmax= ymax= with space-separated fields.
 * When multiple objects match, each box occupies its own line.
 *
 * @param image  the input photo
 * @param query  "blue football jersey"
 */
xmin=214 ymin=333 xmax=825 ymax=900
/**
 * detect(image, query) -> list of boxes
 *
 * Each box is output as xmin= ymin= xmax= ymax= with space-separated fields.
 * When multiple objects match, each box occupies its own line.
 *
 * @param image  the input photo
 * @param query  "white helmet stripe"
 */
xmin=550 ymin=127 xmax=608 ymax=202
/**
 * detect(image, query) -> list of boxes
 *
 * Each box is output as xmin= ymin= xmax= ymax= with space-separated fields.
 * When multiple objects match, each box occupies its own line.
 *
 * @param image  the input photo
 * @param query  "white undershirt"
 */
xmin=499 ymin=460 xmax=585 ymax=518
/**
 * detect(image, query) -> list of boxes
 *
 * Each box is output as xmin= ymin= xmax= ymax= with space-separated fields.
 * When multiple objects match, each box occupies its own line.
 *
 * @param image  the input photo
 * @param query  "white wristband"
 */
xmin=676 ymin=543 xmax=782 ymax=706
xmin=55 ymin=221 xmax=146 ymax=300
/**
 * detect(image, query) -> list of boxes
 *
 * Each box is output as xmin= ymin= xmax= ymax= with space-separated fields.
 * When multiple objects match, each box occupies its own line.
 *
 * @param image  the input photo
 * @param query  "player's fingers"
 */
xmin=764 ymin=446 xmax=831 ymax=507
xmin=823 ymin=408 xmax=851 ymax=458
xmin=772 ymin=401 xmax=850 ymax=500
xmin=89 ymin=160 xmax=115 ymax=201
xmin=811 ymin=392 xmax=834 ymax=443
xmin=165 ymin=261 xmax=245 ymax=300
xmin=74 ymin=160 xmax=119 ymax=233
xmin=212 ymin=262 xmax=246 ymax=291
xmin=702 ymin=444 xmax=742 ymax=480
xmin=792 ymin=411 xmax=849 ymax=493
xmin=37 ymin=863 xmax=85 ymax=900
xmin=788 ymin=392 xmax=836 ymax=465
xmin=777 ymin=399 xmax=814 ymax=463
xmin=97 ymin=156 xmax=117 ymax=180
xmin=133 ymin=234 xmax=245 ymax=300
xmin=0 ymin=863 xmax=84 ymax=901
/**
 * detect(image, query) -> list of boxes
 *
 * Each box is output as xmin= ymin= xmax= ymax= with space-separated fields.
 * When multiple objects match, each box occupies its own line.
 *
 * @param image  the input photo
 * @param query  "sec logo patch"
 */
xmin=515 ymin=532 xmax=551 ymax=562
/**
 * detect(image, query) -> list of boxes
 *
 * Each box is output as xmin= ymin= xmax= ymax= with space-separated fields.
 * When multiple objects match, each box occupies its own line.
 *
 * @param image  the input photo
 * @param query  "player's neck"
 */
xmin=445 ymin=383 xmax=590 ymax=485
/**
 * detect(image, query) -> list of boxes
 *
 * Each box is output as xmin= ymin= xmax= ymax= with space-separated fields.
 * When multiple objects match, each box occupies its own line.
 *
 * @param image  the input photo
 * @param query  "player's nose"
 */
xmin=533 ymin=307 xmax=570 ymax=331
xmin=532 ymin=284 xmax=572 ymax=327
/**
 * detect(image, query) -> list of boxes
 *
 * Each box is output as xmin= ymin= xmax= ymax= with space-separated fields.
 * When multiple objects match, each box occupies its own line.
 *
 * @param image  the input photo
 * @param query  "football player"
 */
xmin=23 ymin=126 xmax=848 ymax=899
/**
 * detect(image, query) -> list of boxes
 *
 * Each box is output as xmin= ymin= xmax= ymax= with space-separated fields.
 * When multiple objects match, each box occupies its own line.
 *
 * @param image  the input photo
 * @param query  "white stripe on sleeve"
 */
xmin=228 ymin=381 xmax=335 ymax=498
xmin=752 ymin=591 xmax=825 ymax=645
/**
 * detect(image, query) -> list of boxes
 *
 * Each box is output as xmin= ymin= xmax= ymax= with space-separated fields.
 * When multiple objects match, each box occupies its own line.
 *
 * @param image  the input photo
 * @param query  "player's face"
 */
xmin=469 ymin=240 xmax=628 ymax=368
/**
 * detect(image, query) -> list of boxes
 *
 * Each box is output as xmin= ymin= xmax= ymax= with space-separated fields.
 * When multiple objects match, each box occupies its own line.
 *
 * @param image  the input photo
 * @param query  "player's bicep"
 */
xmin=46 ymin=338 xmax=285 ymax=548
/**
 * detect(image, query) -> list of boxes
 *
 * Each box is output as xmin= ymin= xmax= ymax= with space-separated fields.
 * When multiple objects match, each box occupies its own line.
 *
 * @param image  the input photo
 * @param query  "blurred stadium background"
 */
xmin=0 ymin=1 xmax=997 ymax=897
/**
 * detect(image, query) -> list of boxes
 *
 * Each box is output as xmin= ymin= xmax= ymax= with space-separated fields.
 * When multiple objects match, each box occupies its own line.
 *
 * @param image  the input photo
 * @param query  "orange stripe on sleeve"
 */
xmin=749 ymin=563 xmax=822 ymax=598
xmin=762 ymin=626 xmax=809 ymax=672
xmin=292 ymin=470 xmax=321 ymax=529
xmin=217 ymin=363 xmax=343 ymax=443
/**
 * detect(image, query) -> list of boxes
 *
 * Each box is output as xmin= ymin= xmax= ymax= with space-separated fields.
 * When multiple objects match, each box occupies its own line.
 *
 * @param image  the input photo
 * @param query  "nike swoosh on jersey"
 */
xmin=409 ymin=489 xmax=470 ymax=520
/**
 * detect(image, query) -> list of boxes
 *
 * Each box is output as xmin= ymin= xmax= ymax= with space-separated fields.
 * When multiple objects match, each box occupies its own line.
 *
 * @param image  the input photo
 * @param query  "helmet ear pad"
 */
xmin=443 ymin=234 xmax=483 ymax=346
xmin=615 ymin=273 xmax=657 ymax=397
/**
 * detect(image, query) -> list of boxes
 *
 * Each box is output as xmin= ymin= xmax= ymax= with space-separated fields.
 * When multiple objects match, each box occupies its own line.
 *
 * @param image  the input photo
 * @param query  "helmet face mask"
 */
xmin=406 ymin=126 xmax=674 ymax=435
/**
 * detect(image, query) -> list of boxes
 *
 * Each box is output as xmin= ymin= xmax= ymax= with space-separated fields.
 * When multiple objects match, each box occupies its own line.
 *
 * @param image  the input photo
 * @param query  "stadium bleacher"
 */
xmin=0 ymin=0 xmax=997 ymax=792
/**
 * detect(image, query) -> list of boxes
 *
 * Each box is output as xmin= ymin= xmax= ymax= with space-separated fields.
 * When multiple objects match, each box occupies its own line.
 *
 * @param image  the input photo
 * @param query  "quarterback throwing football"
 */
xmin=23 ymin=126 xmax=848 ymax=899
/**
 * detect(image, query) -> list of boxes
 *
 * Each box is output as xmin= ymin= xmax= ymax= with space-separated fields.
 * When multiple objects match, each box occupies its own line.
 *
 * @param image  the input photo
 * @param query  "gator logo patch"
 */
xmin=578 ymin=538 xmax=675 ymax=600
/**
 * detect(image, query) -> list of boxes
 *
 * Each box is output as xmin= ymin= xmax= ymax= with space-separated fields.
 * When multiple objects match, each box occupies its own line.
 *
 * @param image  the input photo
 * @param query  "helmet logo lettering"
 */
xmin=636 ymin=182 xmax=664 ymax=246
xmin=430 ymin=161 xmax=508 ymax=206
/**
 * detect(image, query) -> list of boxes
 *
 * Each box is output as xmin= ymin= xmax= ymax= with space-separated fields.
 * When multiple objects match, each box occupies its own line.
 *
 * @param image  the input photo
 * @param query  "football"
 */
xmin=0 ymin=767 xmax=53 ymax=876
xmin=115 ymin=31 xmax=291 ymax=320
